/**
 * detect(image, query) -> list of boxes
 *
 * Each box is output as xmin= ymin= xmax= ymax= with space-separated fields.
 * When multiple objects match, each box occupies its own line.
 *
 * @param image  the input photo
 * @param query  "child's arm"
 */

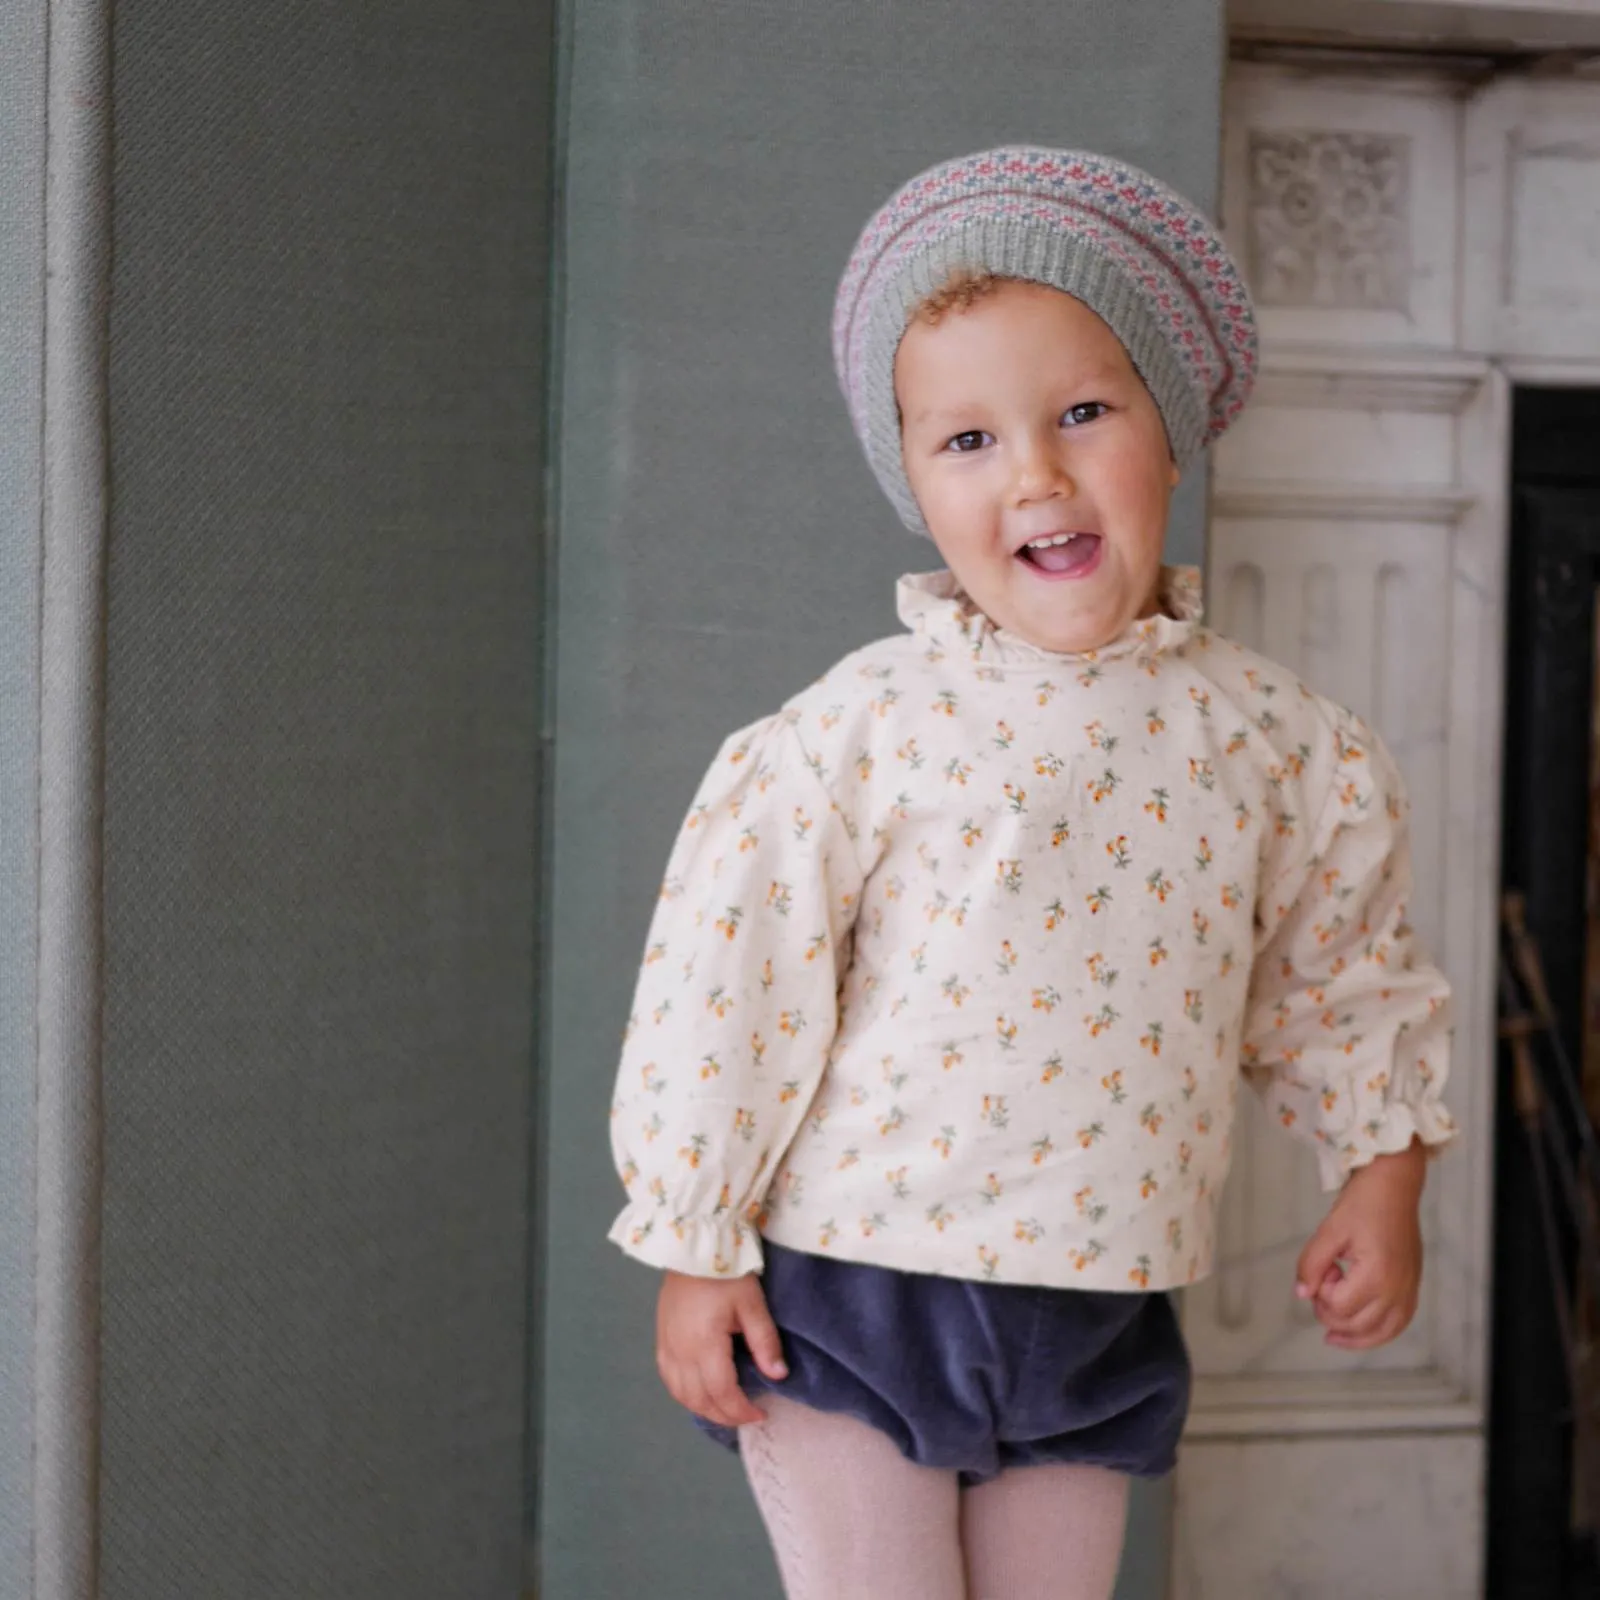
xmin=607 ymin=711 xmax=866 ymax=1278
xmin=1239 ymin=707 xmax=1456 ymax=1347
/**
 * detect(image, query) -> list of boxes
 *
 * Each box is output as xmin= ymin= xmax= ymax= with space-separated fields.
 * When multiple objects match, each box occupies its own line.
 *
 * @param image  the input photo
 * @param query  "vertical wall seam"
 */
xmin=34 ymin=0 xmax=111 ymax=1593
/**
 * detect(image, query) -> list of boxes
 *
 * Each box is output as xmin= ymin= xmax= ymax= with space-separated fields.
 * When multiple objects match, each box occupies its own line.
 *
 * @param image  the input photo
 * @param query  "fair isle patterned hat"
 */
xmin=832 ymin=145 xmax=1259 ymax=536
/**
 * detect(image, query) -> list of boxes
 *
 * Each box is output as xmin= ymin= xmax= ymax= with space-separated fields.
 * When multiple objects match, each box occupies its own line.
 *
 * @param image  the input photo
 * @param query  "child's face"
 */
xmin=895 ymin=281 xmax=1180 ymax=655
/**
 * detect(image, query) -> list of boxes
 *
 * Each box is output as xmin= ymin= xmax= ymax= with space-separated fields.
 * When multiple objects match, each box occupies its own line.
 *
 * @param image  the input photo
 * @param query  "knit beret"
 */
xmin=831 ymin=146 xmax=1259 ymax=536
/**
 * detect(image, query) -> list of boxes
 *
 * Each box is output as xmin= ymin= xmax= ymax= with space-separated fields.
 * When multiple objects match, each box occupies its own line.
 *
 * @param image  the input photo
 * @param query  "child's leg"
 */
xmin=739 ymin=1393 xmax=966 ymax=1600
xmin=960 ymin=1461 xmax=1131 ymax=1600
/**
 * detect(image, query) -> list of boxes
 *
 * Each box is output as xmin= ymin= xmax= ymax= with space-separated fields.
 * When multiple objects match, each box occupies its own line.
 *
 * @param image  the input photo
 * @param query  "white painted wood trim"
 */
xmin=1212 ymin=482 xmax=1479 ymax=522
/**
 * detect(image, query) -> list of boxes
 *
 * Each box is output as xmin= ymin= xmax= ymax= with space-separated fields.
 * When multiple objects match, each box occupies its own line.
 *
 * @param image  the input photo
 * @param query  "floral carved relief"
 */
xmin=1247 ymin=130 xmax=1412 ymax=312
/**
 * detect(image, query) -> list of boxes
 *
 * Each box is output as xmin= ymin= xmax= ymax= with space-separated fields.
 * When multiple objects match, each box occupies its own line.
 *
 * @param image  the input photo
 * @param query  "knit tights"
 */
xmin=740 ymin=1394 xmax=1130 ymax=1600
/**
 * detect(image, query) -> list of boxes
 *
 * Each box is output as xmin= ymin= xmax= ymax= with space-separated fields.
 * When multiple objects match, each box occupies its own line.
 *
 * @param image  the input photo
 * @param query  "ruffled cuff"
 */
xmin=1316 ymin=1096 xmax=1459 ymax=1192
xmin=608 ymin=1201 xmax=766 ymax=1278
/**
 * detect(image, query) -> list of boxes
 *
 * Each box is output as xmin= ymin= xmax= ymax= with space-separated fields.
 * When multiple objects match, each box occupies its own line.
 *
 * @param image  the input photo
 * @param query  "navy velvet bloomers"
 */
xmin=697 ymin=1239 xmax=1191 ymax=1486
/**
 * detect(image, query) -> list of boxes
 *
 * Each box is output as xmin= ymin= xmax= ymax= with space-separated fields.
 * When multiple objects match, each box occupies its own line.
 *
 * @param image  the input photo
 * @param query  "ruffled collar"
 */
xmin=895 ymin=565 xmax=1204 ymax=671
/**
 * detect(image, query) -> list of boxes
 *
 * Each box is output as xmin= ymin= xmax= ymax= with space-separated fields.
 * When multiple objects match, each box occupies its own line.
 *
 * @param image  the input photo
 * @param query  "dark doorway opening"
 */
xmin=1494 ymin=387 xmax=1600 ymax=1599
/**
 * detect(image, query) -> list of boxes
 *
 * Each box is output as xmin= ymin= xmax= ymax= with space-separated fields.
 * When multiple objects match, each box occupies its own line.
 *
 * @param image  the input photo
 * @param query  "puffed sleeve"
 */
xmin=1240 ymin=708 xmax=1458 ymax=1190
xmin=607 ymin=710 xmax=866 ymax=1276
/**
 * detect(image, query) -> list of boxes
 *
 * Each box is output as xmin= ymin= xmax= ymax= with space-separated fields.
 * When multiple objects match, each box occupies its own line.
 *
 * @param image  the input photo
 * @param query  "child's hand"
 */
xmin=656 ymin=1270 xmax=789 ymax=1427
xmin=1294 ymin=1138 xmax=1427 ymax=1351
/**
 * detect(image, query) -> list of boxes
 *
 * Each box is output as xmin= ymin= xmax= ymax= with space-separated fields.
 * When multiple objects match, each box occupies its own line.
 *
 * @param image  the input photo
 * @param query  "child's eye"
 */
xmin=943 ymin=430 xmax=991 ymax=454
xmin=1062 ymin=402 xmax=1108 ymax=427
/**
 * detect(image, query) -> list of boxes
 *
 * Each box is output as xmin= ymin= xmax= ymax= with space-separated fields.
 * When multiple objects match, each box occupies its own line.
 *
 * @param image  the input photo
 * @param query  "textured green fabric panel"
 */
xmin=542 ymin=4 xmax=1222 ymax=1596
xmin=100 ymin=4 xmax=549 ymax=1595
xmin=0 ymin=3 xmax=46 ymax=1589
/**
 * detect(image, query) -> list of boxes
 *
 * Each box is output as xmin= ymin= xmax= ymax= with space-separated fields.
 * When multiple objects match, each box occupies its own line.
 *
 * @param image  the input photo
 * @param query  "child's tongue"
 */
xmin=1027 ymin=535 xmax=1098 ymax=575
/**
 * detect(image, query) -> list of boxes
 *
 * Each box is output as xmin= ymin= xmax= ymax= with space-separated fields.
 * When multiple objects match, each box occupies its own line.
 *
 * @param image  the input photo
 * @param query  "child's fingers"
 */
xmin=1318 ymin=1295 xmax=1390 ymax=1342
xmin=1313 ymin=1261 xmax=1371 ymax=1319
xmin=738 ymin=1296 xmax=789 ymax=1383
xmin=1325 ymin=1307 xmax=1406 ymax=1351
xmin=699 ymin=1350 xmax=767 ymax=1429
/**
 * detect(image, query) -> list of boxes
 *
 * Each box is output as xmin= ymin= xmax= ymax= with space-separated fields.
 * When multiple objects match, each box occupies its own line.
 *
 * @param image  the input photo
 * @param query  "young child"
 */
xmin=607 ymin=146 xmax=1457 ymax=1600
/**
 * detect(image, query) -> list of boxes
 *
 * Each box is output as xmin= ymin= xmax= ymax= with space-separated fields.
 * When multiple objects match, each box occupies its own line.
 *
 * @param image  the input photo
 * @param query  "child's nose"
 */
xmin=1010 ymin=437 xmax=1076 ymax=505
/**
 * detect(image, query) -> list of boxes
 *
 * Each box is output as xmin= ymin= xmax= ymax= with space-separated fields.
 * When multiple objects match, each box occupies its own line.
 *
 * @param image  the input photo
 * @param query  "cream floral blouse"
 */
xmin=607 ymin=568 xmax=1456 ymax=1293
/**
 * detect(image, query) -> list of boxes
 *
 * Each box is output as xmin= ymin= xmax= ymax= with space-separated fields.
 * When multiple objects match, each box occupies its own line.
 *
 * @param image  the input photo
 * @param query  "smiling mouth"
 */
xmin=1017 ymin=532 xmax=1102 ymax=578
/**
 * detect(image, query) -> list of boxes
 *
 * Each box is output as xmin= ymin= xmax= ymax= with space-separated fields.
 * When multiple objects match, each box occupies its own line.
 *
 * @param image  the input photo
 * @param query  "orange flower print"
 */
xmin=1129 ymin=1255 xmax=1152 ymax=1288
xmin=932 ymin=690 xmax=959 ymax=717
xmin=679 ymin=1133 xmax=709 ymax=1168
xmin=1036 ymin=679 xmax=1060 ymax=706
xmin=1140 ymin=1023 xmax=1163 ymax=1057
xmin=1085 ymin=1005 xmax=1119 ymax=1038
xmin=767 ymin=881 xmax=794 ymax=917
xmin=1031 ymin=985 xmax=1062 ymax=1013
xmin=1226 ymin=726 xmax=1250 ymax=756
xmin=995 ymin=1015 xmax=1019 ymax=1051
xmin=932 ymin=1125 xmax=957 ymax=1159
xmin=980 ymin=1172 xmax=1004 ymax=1204
xmin=1051 ymin=817 xmax=1072 ymax=848
xmin=1077 ymin=1123 xmax=1105 ymax=1148
xmin=1196 ymin=1110 xmax=1213 ymax=1136
xmin=1190 ymin=687 xmax=1211 ymax=718
xmin=1146 ymin=707 xmax=1167 ymax=736
xmin=619 ymin=1158 xmax=639 ymax=1190
xmin=1146 ymin=867 xmax=1173 ymax=902
xmin=977 ymin=1244 xmax=1001 ymax=1279
xmin=777 ymin=1079 xmax=802 ymax=1105
xmin=733 ymin=1108 xmax=758 ymax=1142
xmin=995 ymin=940 xmax=1018 ymax=975
xmin=1149 ymin=937 xmax=1169 ymax=967
xmin=819 ymin=1220 xmax=840 ymax=1249
xmin=1078 ymin=662 xmax=1103 ymax=689
xmin=1184 ymin=990 xmax=1204 ymax=1025
xmin=1002 ymin=783 xmax=1027 ymax=816
xmin=707 ymin=986 xmax=734 ymax=1019
xmin=1194 ymin=836 xmax=1213 ymax=872
xmin=887 ymin=1166 xmax=911 ymax=1200
xmin=751 ymin=1033 xmax=767 ymax=1067
xmin=792 ymin=807 xmax=814 ymax=841
xmin=1274 ymin=808 xmax=1297 ymax=838
xmin=859 ymin=1212 xmax=888 ymax=1238
xmin=1107 ymin=835 xmax=1133 ymax=869
xmin=1014 ymin=1217 xmax=1045 ymax=1244
xmin=1144 ymin=787 xmax=1170 ymax=823
xmin=1085 ymin=720 xmax=1118 ymax=754
xmin=941 ymin=1042 xmax=965 ymax=1072
xmin=993 ymin=720 xmax=1015 ymax=749
xmin=1192 ymin=909 xmax=1210 ymax=947
xmin=697 ymin=1054 xmax=723 ymax=1083
xmin=1075 ymin=1186 xmax=1109 ymax=1223
xmin=1139 ymin=1103 xmax=1164 ymax=1136
xmin=644 ymin=942 xmax=667 ymax=966
xmin=896 ymin=736 xmax=924 ymax=768
xmin=1031 ymin=1136 xmax=1055 ymax=1166
xmin=1034 ymin=751 xmax=1065 ymax=777
xmin=1085 ymin=885 xmax=1113 ymax=916
xmin=1181 ymin=1066 xmax=1196 ymax=1101
xmin=945 ymin=757 xmax=974 ymax=787
xmin=1279 ymin=1104 xmax=1297 ymax=1128
xmin=981 ymin=1095 xmax=1010 ymax=1130
xmin=1167 ymin=1218 xmax=1184 ymax=1252
xmin=927 ymin=1201 xmax=955 ymax=1231
xmin=1177 ymin=1141 xmax=1193 ymax=1176
xmin=1101 ymin=1070 xmax=1127 ymax=1104
xmin=641 ymin=1112 xmax=664 ymax=1143
xmin=960 ymin=818 xmax=984 ymax=847
xmin=876 ymin=1106 xmax=906 ymax=1137
xmin=836 ymin=1146 xmax=861 ymax=1171
xmin=1086 ymin=952 xmax=1118 ymax=990
xmin=1068 ymin=1241 xmax=1106 ymax=1271
xmin=1045 ymin=897 xmax=1066 ymax=931
xmin=1040 ymin=1053 xmax=1064 ymax=1084
xmin=1189 ymin=758 xmax=1216 ymax=792
xmin=1139 ymin=1170 xmax=1159 ymax=1199
xmin=1087 ymin=768 xmax=1120 ymax=804
xmin=778 ymin=1008 xmax=806 ymax=1037
xmin=910 ymin=943 xmax=928 ymax=974
xmin=941 ymin=974 xmax=971 ymax=1007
